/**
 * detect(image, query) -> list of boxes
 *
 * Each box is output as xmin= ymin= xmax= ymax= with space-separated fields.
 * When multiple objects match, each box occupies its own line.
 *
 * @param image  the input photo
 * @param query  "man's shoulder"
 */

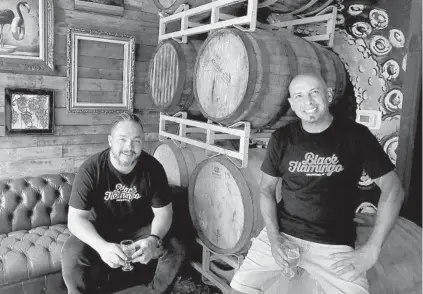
xmin=139 ymin=151 xmax=163 ymax=170
xmin=272 ymin=121 xmax=301 ymax=139
xmin=334 ymin=116 xmax=370 ymax=134
xmin=79 ymin=148 xmax=109 ymax=171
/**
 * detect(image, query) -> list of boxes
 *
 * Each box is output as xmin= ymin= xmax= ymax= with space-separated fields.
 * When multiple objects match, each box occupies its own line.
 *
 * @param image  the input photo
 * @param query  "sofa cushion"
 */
xmin=0 ymin=173 xmax=74 ymax=235
xmin=0 ymin=224 xmax=71 ymax=286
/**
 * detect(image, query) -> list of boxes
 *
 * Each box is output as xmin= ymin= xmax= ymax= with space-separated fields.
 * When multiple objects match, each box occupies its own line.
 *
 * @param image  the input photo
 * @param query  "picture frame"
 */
xmin=5 ymin=88 xmax=54 ymax=135
xmin=0 ymin=0 xmax=54 ymax=72
xmin=66 ymin=27 xmax=135 ymax=113
xmin=74 ymin=0 xmax=124 ymax=16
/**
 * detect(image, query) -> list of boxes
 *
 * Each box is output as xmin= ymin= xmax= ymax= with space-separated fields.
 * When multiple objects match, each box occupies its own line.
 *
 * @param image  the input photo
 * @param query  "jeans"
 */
xmin=61 ymin=225 xmax=186 ymax=294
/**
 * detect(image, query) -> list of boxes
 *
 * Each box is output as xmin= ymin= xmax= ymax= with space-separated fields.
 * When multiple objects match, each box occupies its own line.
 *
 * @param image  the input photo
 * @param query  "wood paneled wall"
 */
xmin=0 ymin=0 xmax=160 ymax=180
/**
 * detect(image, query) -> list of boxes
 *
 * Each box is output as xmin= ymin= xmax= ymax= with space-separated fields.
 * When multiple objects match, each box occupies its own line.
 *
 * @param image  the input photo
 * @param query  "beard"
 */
xmin=110 ymin=148 xmax=138 ymax=167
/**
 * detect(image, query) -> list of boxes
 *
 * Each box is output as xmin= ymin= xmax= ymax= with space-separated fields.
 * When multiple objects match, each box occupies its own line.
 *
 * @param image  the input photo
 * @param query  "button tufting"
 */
xmin=28 ymin=210 xmax=33 ymax=217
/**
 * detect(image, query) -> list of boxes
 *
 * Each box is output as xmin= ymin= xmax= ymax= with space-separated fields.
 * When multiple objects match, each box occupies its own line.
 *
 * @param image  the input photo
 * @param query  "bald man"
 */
xmin=230 ymin=74 xmax=404 ymax=294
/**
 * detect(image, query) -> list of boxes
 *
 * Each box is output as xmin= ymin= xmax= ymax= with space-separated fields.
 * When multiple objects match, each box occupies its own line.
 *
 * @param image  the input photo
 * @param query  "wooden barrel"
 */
xmin=258 ymin=0 xmax=335 ymax=16
xmin=152 ymin=140 xmax=207 ymax=187
xmin=355 ymin=214 xmax=422 ymax=294
xmin=147 ymin=39 xmax=203 ymax=114
xmin=188 ymin=148 xmax=266 ymax=254
xmin=193 ymin=28 xmax=347 ymax=129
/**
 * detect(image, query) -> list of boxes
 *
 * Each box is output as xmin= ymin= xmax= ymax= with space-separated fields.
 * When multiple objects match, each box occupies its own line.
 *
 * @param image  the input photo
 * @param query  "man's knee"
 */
xmin=163 ymin=236 xmax=186 ymax=261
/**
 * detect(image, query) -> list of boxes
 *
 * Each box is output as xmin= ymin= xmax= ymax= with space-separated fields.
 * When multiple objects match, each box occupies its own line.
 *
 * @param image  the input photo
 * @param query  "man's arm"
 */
xmin=68 ymin=207 xmax=108 ymax=252
xmin=68 ymin=207 xmax=127 ymax=268
xmin=150 ymin=203 xmax=173 ymax=239
xmin=260 ymin=172 xmax=290 ymax=268
xmin=331 ymin=170 xmax=405 ymax=280
xmin=366 ymin=170 xmax=405 ymax=250
xmin=260 ymin=172 xmax=280 ymax=243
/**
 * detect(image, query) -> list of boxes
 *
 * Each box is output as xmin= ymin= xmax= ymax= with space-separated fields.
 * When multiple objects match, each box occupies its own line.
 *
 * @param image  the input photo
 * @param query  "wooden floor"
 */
xmin=113 ymin=263 xmax=222 ymax=294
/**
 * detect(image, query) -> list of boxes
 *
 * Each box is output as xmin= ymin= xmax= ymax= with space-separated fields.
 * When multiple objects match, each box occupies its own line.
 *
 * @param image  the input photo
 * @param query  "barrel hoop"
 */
xmin=263 ymin=32 xmax=299 ymax=129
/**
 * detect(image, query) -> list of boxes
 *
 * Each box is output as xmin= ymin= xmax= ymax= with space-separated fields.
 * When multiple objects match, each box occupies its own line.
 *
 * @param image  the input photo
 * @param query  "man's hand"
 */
xmin=330 ymin=244 xmax=381 ymax=281
xmin=96 ymin=242 xmax=127 ymax=268
xmin=131 ymin=237 xmax=161 ymax=264
xmin=269 ymin=233 xmax=292 ymax=269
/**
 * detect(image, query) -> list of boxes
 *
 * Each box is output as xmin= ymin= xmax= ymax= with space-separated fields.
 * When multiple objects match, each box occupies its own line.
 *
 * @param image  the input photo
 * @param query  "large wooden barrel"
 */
xmin=258 ymin=0 xmax=335 ymax=16
xmin=188 ymin=148 xmax=266 ymax=254
xmin=193 ymin=28 xmax=347 ymax=129
xmin=355 ymin=214 xmax=422 ymax=294
xmin=147 ymin=39 xmax=203 ymax=114
xmin=152 ymin=140 xmax=207 ymax=187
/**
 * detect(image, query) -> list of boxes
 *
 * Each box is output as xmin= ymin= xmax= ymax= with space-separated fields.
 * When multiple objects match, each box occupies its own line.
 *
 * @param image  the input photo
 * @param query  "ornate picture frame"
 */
xmin=66 ymin=27 xmax=135 ymax=113
xmin=5 ymin=88 xmax=54 ymax=135
xmin=0 ymin=0 xmax=54 ymax=72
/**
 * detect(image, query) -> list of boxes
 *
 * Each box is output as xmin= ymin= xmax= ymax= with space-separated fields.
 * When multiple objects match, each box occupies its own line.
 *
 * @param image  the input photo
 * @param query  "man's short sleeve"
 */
xmin=69 ymin=162 xmax=95 ymax=210
xmin=359 ymin=126 xmax=395 ymax=179
xmin=150 ymin=160 xmax=171 ymax=208
xmin=261 ymin=131 xmax=283 ymax=177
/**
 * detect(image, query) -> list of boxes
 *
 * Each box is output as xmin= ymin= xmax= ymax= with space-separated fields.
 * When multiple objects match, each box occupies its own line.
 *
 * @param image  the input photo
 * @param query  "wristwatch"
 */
xmin=149 ymin=234 xmax=163 ymax=248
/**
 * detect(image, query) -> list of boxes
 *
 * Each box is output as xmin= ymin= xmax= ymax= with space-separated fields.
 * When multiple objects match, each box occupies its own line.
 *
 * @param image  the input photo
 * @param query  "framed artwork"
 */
xmin=5 ymin=88 xmax=54 ymax=134
xmin=66 ymin=27 xmax=135 ymax=113
xmin=0 ymin=0 xmax=54 ymax=72
xmin=74 ymin=0 xmax=124 ymax=16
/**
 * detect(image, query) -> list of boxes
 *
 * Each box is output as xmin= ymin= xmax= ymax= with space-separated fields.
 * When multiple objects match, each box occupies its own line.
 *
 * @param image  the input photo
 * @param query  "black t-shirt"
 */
xmin=70 ymin=148 xmax=171 ymax=237
xmin=261 ymin=118 xmax=394 ymax=246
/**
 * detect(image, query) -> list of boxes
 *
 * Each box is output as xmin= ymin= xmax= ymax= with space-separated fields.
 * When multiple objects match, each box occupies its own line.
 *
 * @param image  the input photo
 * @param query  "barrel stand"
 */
xmin=190 ymin=238 xmax=244 ymax=294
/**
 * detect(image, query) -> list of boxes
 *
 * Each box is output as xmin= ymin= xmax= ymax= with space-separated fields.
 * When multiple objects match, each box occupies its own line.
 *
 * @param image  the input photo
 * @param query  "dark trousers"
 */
xmin=61 ymin=226 xmax=186 ymax=294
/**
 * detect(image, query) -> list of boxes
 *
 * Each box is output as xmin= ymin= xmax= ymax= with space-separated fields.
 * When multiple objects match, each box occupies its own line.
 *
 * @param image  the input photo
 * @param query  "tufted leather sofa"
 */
xmin=0 ymin=173 xmax=74 ymax=294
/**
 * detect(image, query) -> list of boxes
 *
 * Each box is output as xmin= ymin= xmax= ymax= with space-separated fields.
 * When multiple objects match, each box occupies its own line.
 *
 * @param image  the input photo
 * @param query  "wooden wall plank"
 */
xmin=76 ymin=67 xmax=124 ymax=80
xmin=55 ymin=125 xmax=112 ymax=135
xmin=0 ymin=158 xmax=76 ymax=181
xmin=77 ymin=78 xmax=123 ymax=92
xmin=63 ymin=143 xmax=109 ymax=157
xmin=0 ymin=74 xmax=66 ymax=90
xmin=55 ymin=108 xmax=159 ymax=125
xmin=0 ymin=136 xmax=38 ymax=148
xmin=78 ymin=39 xmax=125 ymax=59
xmin=124 ymin=0 xmax=159 ymax=14
xmin=37 ymin=134 xmax=109 ymax=146
xmin=76 ymin=91 xmax=123 ymax=104
xmin=0 ymin=146 xmax=63 ymax=162
xmin=123 ymin=9 xmax=159 ymax=24
xmin=65 ymin=10 xmax=159 ymax=31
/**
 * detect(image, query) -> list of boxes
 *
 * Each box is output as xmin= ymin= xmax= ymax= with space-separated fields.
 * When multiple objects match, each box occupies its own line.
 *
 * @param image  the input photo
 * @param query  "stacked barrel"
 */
xmin=147 ymin=5 xmax=421 ymax=294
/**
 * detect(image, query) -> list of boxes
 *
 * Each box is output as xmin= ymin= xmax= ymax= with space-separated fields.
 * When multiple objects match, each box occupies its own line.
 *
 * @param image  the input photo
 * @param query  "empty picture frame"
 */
xmin=66 ymin=27 xmax=135 ymax=113
xmin=5 ymin=88 xmax=54 ymax=134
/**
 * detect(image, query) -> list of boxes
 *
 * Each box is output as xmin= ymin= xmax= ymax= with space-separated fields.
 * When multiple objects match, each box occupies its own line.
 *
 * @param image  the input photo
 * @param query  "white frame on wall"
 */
xmin=66 ymin=27 xmax=135 ymax=113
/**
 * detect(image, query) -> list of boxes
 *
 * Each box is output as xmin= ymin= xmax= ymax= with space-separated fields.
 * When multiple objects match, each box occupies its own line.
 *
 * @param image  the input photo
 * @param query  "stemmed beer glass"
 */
xmin=120 ymin=240 xmax=135 ymax=272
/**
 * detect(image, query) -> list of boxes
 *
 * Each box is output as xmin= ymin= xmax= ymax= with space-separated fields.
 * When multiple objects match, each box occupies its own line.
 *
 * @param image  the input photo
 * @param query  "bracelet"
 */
xmin=149 ymin=234 xmax=163 ymax=247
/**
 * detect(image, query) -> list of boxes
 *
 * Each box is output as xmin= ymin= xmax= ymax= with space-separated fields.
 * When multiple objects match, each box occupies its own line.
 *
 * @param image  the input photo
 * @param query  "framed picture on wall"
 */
xmin=0 ymin=0 xmax=54 ymax=72
xmin=5 ymin=88 xmax=54 ymax=134
xmin=66 ymin=27 xmax=135 ymax=113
